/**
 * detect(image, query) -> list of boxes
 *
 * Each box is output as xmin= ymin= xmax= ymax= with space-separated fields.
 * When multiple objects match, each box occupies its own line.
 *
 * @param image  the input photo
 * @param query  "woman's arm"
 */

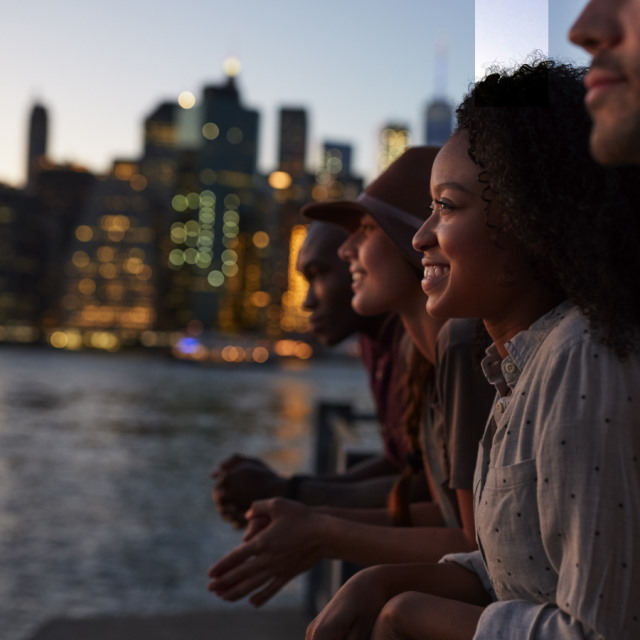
xmin=208 ymin=496 xmax=476 ymax=606
xmin=315 ymin=500 xmax=444 ymax=527
xmin=306 ymin=562 xmax=490 ymax=640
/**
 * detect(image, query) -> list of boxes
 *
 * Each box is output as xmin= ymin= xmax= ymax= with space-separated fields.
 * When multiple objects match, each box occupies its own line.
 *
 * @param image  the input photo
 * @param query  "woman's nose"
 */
xmin=412 ymin=218 xmax=436 ymax=252
xmin=338 ymin=234 xmax=356 ymax=262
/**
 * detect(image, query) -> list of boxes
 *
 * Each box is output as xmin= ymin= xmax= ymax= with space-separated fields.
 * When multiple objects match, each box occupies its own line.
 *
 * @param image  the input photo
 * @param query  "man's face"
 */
xmin=569 ymin=0 xmax=640 ymax=164
xmin=296 ymin=224 xmax=364 ymax=346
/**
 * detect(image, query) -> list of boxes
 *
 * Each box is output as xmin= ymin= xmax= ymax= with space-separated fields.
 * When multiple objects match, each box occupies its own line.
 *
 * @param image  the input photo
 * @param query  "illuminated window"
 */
xmin=72 ymin=251 xmax=90 ymax=268
xmin=202 ymin=123 xmax=220 ymax=140
xmin=224 ymin=194 xmax=240 ymax=208
xmin=75 ymin=226 xmax=93 ymax=242
xmin=172 ymin=195 xmax=188 ymax=212
xmin=208 ymin=270 xmax=224 ymax=287
xmin=253 ymin=231 xmax=269 ymax=248
xmin=78 ymin=278 xmax=96 ymax=295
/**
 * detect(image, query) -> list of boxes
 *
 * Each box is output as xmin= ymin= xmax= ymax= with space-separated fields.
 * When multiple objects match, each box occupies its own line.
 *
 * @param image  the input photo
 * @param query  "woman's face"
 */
xmin=412 ymin=132 xmax=536 ymax=327
xmin=338 ymin=214 xmax=419 ymax=317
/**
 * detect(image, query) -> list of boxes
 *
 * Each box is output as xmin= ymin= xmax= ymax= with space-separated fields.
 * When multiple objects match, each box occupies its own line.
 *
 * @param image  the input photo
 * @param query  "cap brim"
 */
xmin=303 ymin=197 xmax=424 ymax=270
xmin=301 ymin=200 xmax=368 ymax=233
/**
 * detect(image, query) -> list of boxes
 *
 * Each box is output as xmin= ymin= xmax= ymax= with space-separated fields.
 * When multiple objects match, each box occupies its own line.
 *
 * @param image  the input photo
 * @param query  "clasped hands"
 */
xmin=211 ymin=454 xmax=287 ymax=528
xmin=208 ymin=497 xmax=325 ymax=607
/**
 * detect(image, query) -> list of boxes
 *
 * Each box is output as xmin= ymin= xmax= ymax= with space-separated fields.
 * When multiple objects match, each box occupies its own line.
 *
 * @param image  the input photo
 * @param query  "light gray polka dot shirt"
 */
xmin=445 ymin=301 xmax=640 ymax=639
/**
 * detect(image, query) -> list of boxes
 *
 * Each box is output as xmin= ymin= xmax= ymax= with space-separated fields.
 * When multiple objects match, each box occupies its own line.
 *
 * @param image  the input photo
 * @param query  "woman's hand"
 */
xmin=208 ymin=498 xmax=324 ymax=606
xmin=211 ymin=456 xmax=287 ymax=527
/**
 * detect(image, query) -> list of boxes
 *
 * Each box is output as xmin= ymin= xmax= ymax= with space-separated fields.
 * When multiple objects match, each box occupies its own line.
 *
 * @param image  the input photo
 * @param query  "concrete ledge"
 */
xmin=27 ymin=609 xmax=312 ymax=640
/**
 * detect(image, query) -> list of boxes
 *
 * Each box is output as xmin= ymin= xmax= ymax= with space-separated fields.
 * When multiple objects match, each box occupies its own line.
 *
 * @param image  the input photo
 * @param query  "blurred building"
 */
xmin=313 ymin=141 xmax=361 ymax=203
xmin=0 ymin=184 xmax=47 ymax=339
xmin=423 ymin=40 xmax=454 ymax=146
xmin=377 ymin=122 xmax=410 ymax=172
xmin=166 ymin=61 xmax=273 ymax=335
xmin=56 ymin=160 xmax=158 ymax=349
xmin=141 ymin=101 xmax=179 ymax=193
xmin=35 ymin=164 xmax=98 ymax=327
xmin=2 ymin=62 xmax=380 ymax=349
xmin=278 ymin=108 xmax=307 ymax=178
xmin=424 ymin=98 xmax=453 ymax=146
xmin=265 ymin=107 xmax=315 ymax=339
xmin=26 ymin=102 xmax=48 ymax=194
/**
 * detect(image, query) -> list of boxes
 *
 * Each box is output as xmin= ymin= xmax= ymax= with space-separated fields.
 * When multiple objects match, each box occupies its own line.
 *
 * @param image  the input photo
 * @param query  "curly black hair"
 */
xmin=455 ymin=56 xmax=640 ymax=358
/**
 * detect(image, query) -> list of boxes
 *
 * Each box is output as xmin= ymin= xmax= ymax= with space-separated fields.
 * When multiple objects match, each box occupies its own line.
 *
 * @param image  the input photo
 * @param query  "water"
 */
xmin=0 ymin=345 xmax=372 ymax=640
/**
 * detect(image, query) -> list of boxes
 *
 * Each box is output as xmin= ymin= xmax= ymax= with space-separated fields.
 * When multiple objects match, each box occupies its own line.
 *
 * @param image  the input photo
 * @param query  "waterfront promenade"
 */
xmin=28 ymin=609 xmax=311 ymax=640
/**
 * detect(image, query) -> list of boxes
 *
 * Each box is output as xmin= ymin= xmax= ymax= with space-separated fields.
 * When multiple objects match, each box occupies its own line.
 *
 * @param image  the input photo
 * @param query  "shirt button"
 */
xmin=495 ymin=403 xmax=504 ymax=415
xmin=504 ymin=362 xmax=517 ymax=374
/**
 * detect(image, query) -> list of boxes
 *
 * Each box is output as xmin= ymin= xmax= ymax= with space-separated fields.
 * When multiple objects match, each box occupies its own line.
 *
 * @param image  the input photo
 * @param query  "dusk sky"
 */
xmin=1 ymin=0 xmax=589 ymax=188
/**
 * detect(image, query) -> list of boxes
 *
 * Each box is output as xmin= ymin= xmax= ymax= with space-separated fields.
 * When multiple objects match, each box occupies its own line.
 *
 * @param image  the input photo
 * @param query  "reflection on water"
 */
xmin=0 ymin=346 xmax=372 ymax=640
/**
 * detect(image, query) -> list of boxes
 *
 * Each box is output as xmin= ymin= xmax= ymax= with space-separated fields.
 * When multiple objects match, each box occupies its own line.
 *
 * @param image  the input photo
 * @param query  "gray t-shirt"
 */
xmin=420 ymin=318 xmax=494 ymax=528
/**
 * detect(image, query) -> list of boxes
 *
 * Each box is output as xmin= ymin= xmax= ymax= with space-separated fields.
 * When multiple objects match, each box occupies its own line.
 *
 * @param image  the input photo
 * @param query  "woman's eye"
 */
xmin=431 ymin=199 xmax=454 ymax=213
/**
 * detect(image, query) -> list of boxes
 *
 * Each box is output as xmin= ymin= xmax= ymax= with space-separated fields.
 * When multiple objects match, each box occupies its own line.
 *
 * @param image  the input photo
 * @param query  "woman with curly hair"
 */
xmin=305 ymin=58 xmax=640 ymax=640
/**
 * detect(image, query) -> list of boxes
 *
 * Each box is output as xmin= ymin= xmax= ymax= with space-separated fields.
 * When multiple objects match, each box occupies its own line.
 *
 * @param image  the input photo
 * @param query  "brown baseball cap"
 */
xmin=301 ymin=146 xmax=439 ymax=269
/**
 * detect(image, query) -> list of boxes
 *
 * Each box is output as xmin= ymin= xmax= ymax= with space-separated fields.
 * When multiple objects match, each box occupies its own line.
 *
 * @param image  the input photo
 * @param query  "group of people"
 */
xmin=210 ymin=1 xmax=640 ymax=638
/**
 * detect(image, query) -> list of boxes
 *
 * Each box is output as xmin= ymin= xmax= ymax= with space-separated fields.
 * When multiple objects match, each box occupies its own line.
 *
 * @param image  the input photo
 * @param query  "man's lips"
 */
xmin=309 ymin=317 xmax=326 ymax=333
xmin=584 ymin=68 xmax=627 ymax=106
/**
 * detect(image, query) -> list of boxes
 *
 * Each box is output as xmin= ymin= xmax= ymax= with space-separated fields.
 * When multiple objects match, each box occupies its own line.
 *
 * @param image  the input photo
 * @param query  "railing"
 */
xmin=305 ymin=401 xmax=379 ymax=616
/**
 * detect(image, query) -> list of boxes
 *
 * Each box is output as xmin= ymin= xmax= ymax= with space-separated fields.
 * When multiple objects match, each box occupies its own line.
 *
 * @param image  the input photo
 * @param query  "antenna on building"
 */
xmin=424 ymin=38 xmax=453 ymax=146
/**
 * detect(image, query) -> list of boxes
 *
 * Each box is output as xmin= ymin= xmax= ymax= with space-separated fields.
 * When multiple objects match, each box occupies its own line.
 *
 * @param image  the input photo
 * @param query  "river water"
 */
xmin=0 ymin=345 xmax=372 ymax=640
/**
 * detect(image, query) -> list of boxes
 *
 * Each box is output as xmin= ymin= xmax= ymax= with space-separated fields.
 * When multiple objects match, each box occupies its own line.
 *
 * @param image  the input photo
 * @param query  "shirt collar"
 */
xmin=481 ymin=300 xmax=575 ymax=395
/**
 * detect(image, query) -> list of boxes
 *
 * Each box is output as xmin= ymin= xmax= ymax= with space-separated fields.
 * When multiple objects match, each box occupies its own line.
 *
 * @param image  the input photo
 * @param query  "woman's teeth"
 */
xmin=423 ymin=265 xmax=450 ymax=278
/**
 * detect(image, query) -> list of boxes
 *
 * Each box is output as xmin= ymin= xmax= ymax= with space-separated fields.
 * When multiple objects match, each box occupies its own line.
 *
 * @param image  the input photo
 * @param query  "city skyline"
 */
xmin=1 ymin=0 xmax=588 ymax=189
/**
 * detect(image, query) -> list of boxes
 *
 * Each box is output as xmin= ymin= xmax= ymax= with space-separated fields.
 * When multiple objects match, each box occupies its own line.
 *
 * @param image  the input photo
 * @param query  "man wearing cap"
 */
xmin=569 ymin=0 xmax=640 ymax=164
xmin=212 ymin=221 xmax=416 ymax=526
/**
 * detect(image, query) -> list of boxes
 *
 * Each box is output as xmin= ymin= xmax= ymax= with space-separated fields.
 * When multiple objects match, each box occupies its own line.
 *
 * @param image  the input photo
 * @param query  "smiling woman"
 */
xmin=414 ymin=131 xmax=555 ymax=349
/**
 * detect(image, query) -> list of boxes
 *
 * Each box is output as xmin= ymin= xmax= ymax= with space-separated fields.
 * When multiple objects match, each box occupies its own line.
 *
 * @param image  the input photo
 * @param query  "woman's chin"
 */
xmin=352 ymin=297 xmax=386 ymax=318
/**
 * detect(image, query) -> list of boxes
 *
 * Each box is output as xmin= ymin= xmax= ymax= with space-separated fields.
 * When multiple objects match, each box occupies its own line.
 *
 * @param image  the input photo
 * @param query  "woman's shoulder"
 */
xmin=543 ymin=304 xmax=639 ymax=366
xmin=529 ymin=304 xmax=640 ymax=400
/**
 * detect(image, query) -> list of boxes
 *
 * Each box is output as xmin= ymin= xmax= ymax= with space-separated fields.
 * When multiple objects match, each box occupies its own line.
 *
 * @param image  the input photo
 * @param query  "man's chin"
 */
xmin=590 ymin=115 xmax=640 ymax=165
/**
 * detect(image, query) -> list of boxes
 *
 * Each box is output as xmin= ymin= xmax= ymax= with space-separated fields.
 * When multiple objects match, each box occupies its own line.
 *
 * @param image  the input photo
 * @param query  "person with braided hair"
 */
xmin=207 ymin=147 xmax=493 ymax=608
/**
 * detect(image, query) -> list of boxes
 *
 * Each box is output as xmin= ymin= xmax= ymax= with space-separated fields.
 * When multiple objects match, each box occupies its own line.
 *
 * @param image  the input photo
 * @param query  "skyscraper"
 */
xmin=167 ymin=60 xmax=263 ymax=332
xmin=424 ymin=99 xmax=453 ymax=146
xmin=58 ymin=160 xmax=158 ymax=348
xmin=423 ymin=41 xmax=454 ymax=146
xmin=312 ymin=141 xmax=361 ymax=202
xmin=26 ymin=102 xmax=48 ymax=193
xmin=278 ymin=108 xmax=307 ymax=177
xmin=141 ymin=101 xmax=178 ymax=191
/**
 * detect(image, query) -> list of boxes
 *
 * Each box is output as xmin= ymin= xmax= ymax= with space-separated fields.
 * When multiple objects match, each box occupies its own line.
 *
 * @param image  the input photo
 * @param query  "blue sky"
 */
xmin=1 ymin=0 xmax=589 ymax=187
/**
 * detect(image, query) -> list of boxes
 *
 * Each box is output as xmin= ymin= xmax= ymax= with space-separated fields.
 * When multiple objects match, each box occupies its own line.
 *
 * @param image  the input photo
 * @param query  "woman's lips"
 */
xmin=350 ymin=270 xmax=365 ymax=290
xmin=421 ymin=264 xmax=450 ymax=292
